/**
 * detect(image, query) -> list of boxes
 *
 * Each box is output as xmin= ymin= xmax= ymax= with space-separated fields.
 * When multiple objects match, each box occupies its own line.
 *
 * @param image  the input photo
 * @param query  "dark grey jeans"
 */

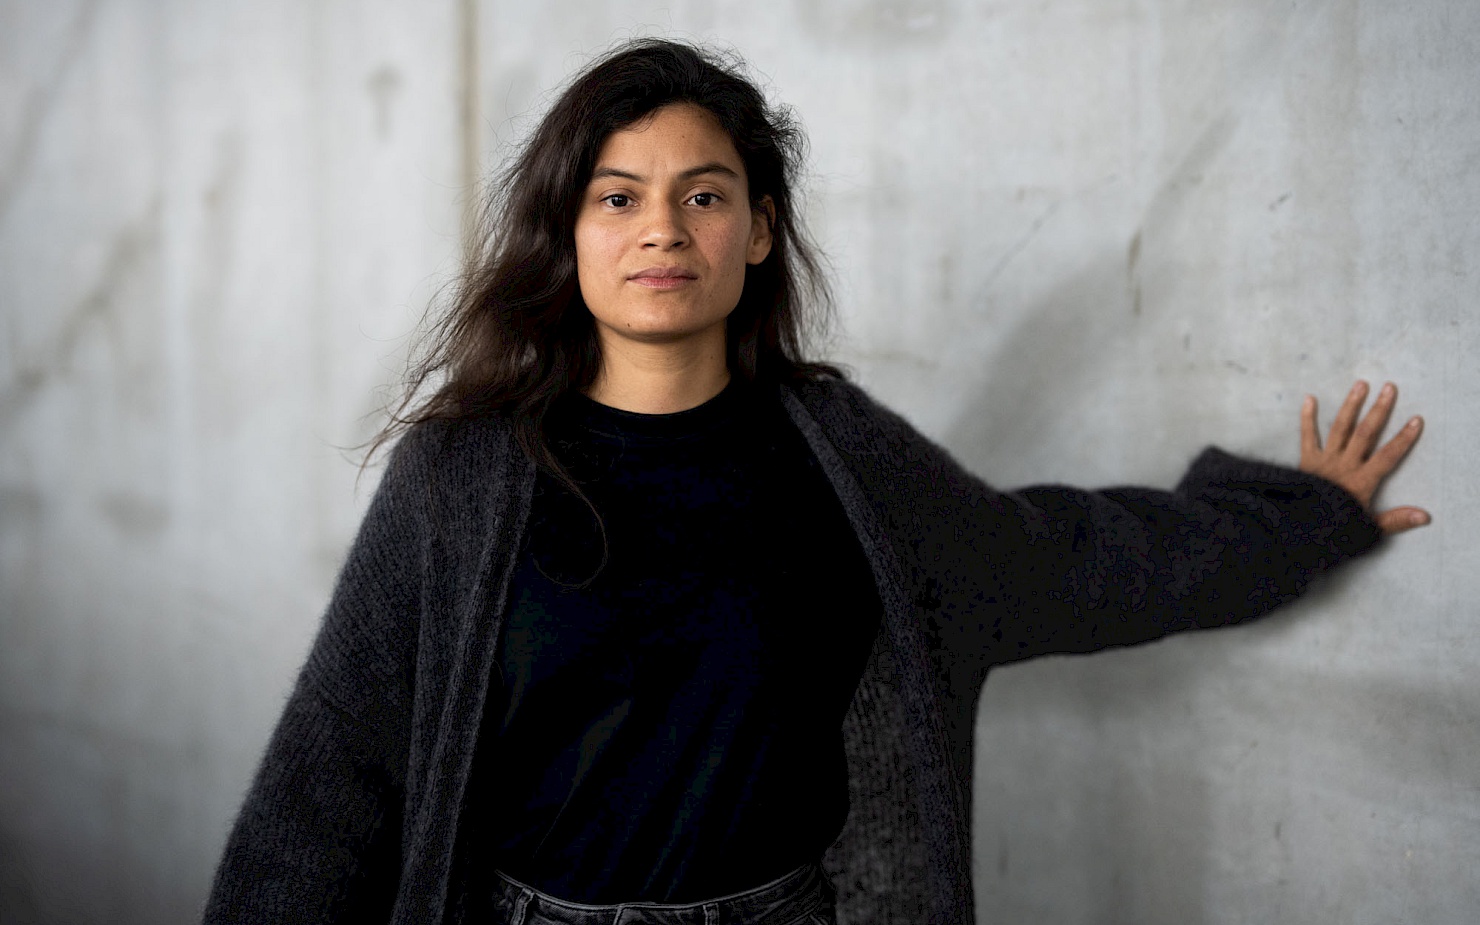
xmin=489 ymin=862 xmax=838 ymax=925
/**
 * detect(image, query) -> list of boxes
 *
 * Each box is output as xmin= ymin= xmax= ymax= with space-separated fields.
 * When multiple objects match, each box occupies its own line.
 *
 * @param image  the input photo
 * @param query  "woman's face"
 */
xmin=574 ymin=103 xmax=773 ymax=356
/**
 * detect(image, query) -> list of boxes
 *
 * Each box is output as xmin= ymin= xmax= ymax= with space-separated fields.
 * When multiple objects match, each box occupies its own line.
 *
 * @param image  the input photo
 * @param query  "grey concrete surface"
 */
xmin=1 ymin=1 xmax=1475 ymax=922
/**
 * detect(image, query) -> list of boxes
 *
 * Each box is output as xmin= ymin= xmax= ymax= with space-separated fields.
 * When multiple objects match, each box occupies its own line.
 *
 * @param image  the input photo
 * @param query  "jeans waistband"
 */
xmin=490 ymin=861 xmax=832 ymax=925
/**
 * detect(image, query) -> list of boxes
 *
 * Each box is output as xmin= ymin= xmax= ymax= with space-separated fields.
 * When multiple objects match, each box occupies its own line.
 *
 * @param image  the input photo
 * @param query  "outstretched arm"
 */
xmin=807 ymin=377 xmax=1427 ymax=697
xmin=969 ymin=378 xmax=1427 ymax=668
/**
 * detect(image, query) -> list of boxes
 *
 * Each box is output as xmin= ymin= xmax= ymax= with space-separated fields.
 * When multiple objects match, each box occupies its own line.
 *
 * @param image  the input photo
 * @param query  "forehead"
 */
xmin=592 ymin=103 xmax=745 ymax=175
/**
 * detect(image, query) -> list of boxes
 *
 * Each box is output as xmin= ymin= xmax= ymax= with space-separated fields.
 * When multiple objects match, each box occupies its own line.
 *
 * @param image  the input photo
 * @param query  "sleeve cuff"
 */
xmin=1176 ymin=445 xmax=1384 ymax=561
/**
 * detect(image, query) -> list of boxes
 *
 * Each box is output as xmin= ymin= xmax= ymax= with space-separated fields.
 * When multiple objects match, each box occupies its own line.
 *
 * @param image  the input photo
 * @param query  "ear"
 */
xmin=747 ymin=195 xmax=775 ymax=265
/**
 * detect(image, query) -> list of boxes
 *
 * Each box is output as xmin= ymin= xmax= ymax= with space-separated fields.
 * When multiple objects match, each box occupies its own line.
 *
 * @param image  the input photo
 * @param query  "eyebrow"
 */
xmin=589 ymin=162 xmax=742 ymax=184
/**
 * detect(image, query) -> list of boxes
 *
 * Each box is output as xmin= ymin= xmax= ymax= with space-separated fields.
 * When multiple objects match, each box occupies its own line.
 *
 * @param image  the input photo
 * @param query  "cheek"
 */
xmin=708 ymin=219 xmax=753 ymax=277
xmin=574 ymin=224 xmax=620 ymax=291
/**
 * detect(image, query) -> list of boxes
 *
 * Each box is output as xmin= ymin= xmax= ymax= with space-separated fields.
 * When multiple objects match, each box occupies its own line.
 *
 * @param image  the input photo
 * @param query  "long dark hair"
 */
xmin=372 ymin=38 xmax=843 ymax=489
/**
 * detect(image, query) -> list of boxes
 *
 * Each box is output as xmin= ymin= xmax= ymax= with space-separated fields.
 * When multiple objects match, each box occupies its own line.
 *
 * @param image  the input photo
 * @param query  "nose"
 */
xmin=639 ymin=200 xmax=688 ymax=249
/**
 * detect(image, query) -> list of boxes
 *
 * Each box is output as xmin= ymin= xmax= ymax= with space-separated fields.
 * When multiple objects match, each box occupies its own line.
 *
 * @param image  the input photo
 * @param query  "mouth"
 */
xmin=630 ymin=276 xmax=696 ymax=289
xmin=628 ymin=267 xmax=698 ymax=289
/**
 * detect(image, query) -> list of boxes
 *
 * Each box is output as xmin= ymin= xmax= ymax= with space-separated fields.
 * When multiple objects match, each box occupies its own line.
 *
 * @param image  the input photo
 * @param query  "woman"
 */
xmin=203 ymin=38 xmax=1426 ymax=925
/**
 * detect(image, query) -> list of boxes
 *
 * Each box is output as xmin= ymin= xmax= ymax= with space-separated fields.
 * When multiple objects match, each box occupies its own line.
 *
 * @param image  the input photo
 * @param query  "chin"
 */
xmin=623 ymin=323 xmax=726 ymax=344
xmin=597 ymin=312 xmax=730 ymax=345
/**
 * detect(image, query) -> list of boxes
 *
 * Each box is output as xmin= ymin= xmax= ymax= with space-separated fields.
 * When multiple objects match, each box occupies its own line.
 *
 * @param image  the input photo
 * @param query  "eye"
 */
xmin=601 ymin=193 xmax=631 ymax=208
xmin=689 ymin=192 xmax=719 ymax=207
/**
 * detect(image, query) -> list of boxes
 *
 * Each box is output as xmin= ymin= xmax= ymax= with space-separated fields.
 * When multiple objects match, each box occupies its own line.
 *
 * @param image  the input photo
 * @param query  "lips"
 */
xmin=629 ymin=266 xmax=697 ymax=280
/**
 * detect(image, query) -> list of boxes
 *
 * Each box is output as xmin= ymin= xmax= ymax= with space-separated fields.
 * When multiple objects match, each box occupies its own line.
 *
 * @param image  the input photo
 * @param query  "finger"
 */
xmin=1300 ymin=394 xmax=1322 ymax=460
xmin=1375 ymin=506 xmax=1431 ymax=535
xmin=1348 ymin=381 xmax=1397 ymax=460
xmin=1365 ymin=414 xmax=1423 ymax=478
xmin=1328 ymin=380 xmax=1369 ymax=452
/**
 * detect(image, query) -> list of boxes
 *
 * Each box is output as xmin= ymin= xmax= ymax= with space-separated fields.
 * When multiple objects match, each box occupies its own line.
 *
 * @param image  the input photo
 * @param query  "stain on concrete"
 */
xmin=939 ymin=250 xmax=955 ymax=306
xmin=190 ymin=130 xmax=245 ymax=435
xmin=98 ymin=492 xmax=169 ymax=538
xmin=0 ymin=194 xmax=162 ymax=427
xmin=0 ymin=486 xmax=43 ymax=523
xmin=459 ymin=0 xmax=482 ymax=256
xmin=0 ymin=0 xmax=102 ymax=225
xmin=0 ymin=487 xmax=44 ymax=574
xmin=202 ymin=133 xmax=243 ymax=217
xmin=1134 ymin=112 xmax=1239 ymax=249
xmin=1128 ymin=229 xmax=1143 ymax=316
xmin=796 ymin=0 xmax=950 ymax=47
xmin=366 ymin=65 xmax=403 ymax=141
xmin=854 ymin=346 xmax=940 ymax=371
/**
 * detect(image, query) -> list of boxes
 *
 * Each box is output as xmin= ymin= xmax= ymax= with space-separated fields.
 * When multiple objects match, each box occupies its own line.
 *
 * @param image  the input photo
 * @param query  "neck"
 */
xmin=585 ymin=326 xmax=731 ymax=414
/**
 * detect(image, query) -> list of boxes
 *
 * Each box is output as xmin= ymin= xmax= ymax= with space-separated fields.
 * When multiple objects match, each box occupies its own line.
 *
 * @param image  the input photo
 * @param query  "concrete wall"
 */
xmin=1 ymin=1 xmax=1474 ymax=922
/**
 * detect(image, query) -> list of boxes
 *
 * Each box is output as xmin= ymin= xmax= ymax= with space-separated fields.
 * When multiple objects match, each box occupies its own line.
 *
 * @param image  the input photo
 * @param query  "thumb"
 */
xmin=1375 ymin=506 xmax=1431 ymax=535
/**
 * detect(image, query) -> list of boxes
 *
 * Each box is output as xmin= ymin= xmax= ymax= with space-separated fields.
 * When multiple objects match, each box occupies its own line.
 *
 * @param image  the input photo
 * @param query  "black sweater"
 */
xmin=202 ymin=376 xmax=1381 ymax=925
xmin=478 ymin=379 xmax=880 ymax=901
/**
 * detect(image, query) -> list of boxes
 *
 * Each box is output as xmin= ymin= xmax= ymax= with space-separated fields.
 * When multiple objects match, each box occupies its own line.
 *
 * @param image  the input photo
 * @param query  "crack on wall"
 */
xmin=980 ymin=200 xmax=1060 ymax=291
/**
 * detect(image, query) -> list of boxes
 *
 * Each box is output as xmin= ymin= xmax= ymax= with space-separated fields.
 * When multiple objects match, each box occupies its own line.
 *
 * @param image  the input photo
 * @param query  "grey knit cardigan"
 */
xmin=203 ymin=376 xmax=1381 ymax=925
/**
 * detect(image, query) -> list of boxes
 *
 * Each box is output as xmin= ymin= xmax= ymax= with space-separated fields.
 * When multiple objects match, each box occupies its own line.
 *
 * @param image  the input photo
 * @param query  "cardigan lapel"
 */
xmin=397 ymin=417 xmax=538 ymax=925
xmin=781 ymin=381 xmax=974 ymax=924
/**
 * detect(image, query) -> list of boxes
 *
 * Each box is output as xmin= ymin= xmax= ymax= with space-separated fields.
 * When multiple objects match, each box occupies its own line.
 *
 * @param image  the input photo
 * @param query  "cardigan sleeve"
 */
xmin=990 ymin=445 xmax=1383 ymax=658
xmin=808 ymin=381 xmax=1383 ymax=692
xmin=201 ymin=429 xmax=429 ymax=924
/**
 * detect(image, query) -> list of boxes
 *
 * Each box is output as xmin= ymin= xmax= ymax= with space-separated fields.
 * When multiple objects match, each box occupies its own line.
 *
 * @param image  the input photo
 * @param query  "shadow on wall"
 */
xmin=942 ymin=109 xmax=1247 ymax=481
xmin=941 ymin=248 xmax=1216 ymax=919
xmin=968 ymin=580 xmax=1339 ymax=923
xmin=952 ymin=261 xmax=1468 ymax=919
xmin=973 ymin=565 xmax=1480 ymax=924
xmin=943 ymin=250 xmax=1146 ymax=477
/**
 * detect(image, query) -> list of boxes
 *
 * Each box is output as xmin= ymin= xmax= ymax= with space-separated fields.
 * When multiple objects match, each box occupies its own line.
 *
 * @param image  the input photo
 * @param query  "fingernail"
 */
xmin=1381 ymin=382 xmax=1395 ymax=398
xmin=1408 ymin=416 xmax=1422 ymax=429
xmin=1411 ymin=511 xmax=1430 ymax=526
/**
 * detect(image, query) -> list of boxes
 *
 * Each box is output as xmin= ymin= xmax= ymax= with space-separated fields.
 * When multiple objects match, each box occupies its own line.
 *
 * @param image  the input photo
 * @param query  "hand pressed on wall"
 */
xmin=1300 ymin=380 xmax=1429 ymax=535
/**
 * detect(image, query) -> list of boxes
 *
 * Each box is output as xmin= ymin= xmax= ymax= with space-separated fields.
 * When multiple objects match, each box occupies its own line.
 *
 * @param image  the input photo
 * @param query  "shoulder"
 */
xmin=364 ymin=412 xmax=522 ymax=528
xmin=780 ymin=374 xmax=995 ymax=521
xmin=784 ymin=373 xmax=906 ymax=433
xmin=381 ymin=412 xmax=518 ymax=478
xmin=784 ymin=374 xmax=949 ymax=464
